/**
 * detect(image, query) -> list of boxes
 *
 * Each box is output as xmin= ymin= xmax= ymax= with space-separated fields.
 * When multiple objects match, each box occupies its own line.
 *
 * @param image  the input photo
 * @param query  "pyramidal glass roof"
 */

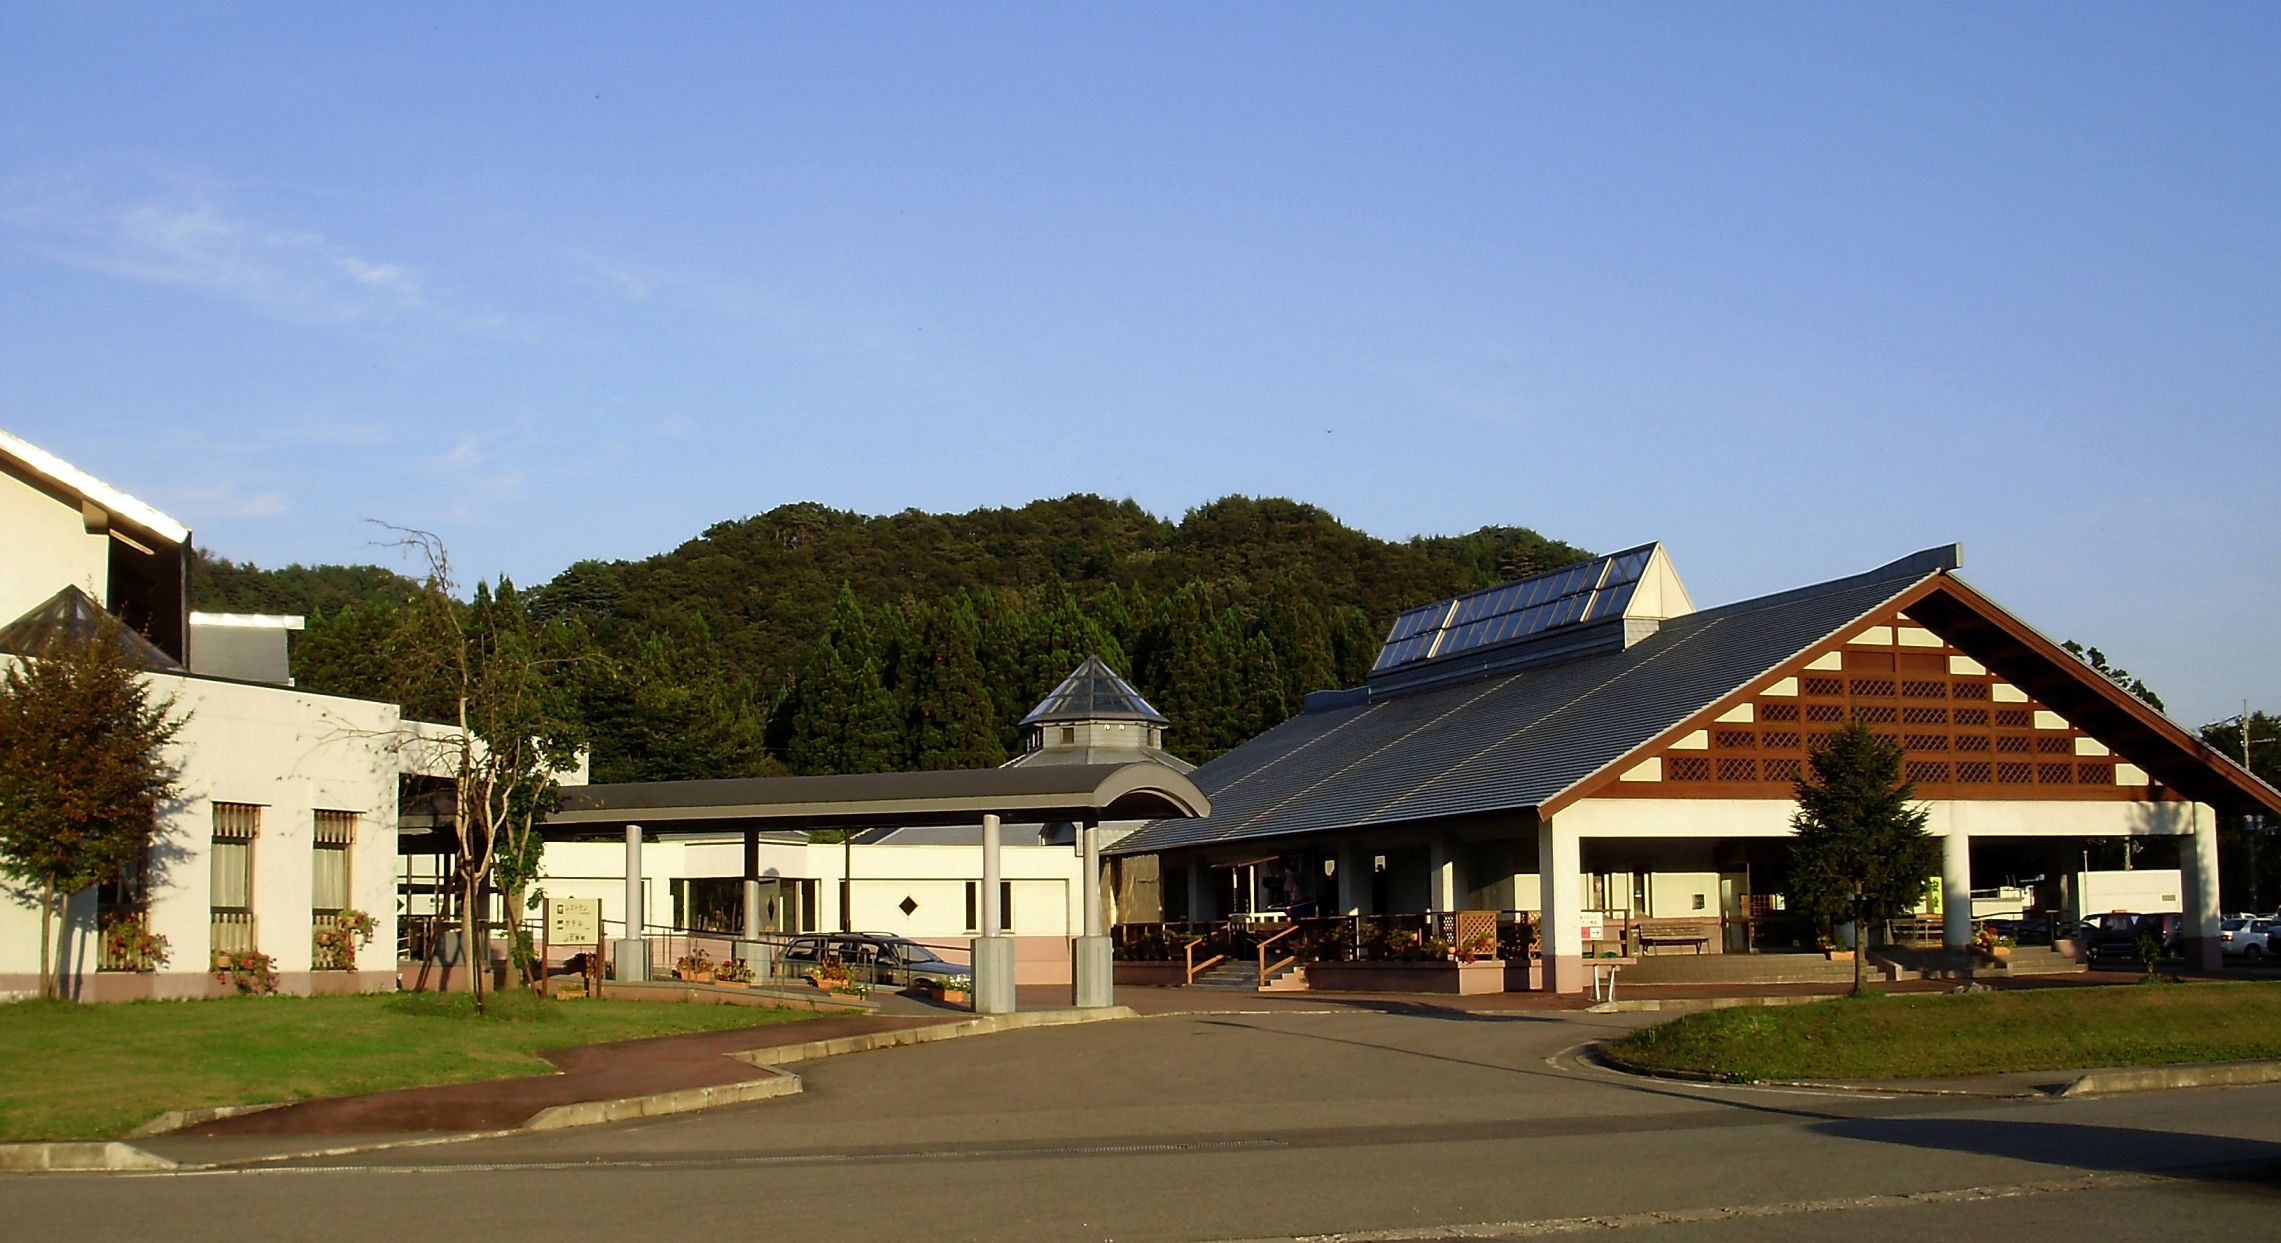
xmin=0 ymin=585 xmax=181 ymax=671
xmin=1019 ymin=655 xmax=1169 ymax=727
xmin=1370 ymin=543 xmax=1660 ymax=676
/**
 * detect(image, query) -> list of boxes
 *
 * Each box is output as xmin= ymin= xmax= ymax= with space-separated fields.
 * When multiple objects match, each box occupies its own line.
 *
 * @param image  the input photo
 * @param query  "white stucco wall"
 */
xmin=0 ymin=662 xmax=404 ymax=995
xmin=0 ymin=467 xmax=109 ymax=625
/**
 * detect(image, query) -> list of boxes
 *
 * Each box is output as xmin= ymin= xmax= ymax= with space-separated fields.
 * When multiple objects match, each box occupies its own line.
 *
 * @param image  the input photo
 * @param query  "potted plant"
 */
xmin=212 ymin=949 xmax=279 ymax=994
xmin=806 ymin=962 xmax=869 ymax=999
xmin=101 ymin=914 xmax=171 ymax=972
xmin=1818 ymin=933 xmax=1852 ymax=961
xmin=1974 ymin=925 xmax=2014 ymax=958
xmin=938 ymin=973 xmax=973 ymax=1006
xmin=1452 ymin=932 xmax=1499 ymax=964
xmin=713 ymin=957 xmax=755 ymax=988
xmin=675 ymin=947 xmax=714 ymax=983
xmin=312 ymin=908 xmax=376 ymax=971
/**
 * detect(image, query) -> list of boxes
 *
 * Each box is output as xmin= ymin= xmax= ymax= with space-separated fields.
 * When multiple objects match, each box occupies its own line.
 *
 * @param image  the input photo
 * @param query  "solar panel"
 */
xmin=1370 ymin=543 xmax=1660 ymax=675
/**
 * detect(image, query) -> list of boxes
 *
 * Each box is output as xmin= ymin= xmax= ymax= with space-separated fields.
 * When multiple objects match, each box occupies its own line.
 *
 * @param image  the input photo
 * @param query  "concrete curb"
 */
xmin=1588 ymin=995 xmax=1836 ymax=1014
xmin=0 ymin=1142 xmax=179 ymax=1173
xmin=734 ymin=1005 xmax=1138 ymax=1069
xmin=2060 ymin=1061 xmax=2281 ymax=1097
xmin=130 ymin=1101 xmax=290 ymax=1138
xmin=522 ymin=1072 xmax=804 ymax=1130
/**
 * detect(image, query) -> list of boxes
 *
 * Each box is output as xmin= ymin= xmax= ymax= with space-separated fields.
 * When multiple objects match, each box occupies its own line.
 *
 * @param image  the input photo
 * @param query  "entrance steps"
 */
xmin=1190 ymin=960 xmax=1308 ymax=992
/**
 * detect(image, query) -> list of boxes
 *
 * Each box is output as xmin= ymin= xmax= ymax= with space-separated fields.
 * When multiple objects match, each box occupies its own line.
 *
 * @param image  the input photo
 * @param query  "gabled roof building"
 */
xmin=1109 ymin=544 xmax=2281 ymax=992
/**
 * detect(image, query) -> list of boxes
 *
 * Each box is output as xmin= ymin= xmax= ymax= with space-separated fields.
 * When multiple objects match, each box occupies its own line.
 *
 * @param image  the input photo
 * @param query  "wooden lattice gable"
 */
xmin=1561 ymin=581 xmax=2180 ymax=807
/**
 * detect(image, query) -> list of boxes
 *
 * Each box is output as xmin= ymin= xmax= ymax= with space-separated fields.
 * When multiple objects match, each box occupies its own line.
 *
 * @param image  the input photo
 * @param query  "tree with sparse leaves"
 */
xmin=0 ymin=620 xmax=186 ymax=1000
xmin=1786 ymin=721 xmax=1940 ymax=995
xmin=390 ymin=530 xmax=590 ymax=1010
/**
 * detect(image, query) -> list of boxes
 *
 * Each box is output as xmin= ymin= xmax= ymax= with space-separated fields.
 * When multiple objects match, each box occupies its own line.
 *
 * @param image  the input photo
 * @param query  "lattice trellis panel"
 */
xmin=1619 ymin=607 xmax=2159 ymax=801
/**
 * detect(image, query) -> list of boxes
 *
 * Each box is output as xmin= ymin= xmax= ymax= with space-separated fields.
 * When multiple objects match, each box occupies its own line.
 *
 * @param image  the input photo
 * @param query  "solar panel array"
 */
xmin=1369 ymin=544 xmax=1657 ymax=675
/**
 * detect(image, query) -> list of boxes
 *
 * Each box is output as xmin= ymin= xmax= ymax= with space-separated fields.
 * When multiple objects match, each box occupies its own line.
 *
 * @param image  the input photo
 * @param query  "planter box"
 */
xmin=1825 ymin=950 xmax=1854 ymax=961
xmin=1305 ymin=959 xmax=1506 ymax=995
xmin=1114 ymin=961 xmax=1188 ymax=987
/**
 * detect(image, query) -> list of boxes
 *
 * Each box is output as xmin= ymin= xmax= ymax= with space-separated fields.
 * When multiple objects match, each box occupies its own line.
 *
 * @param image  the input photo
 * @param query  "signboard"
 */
xmin=549 ymin=897 xmax=600 ymax=945
xmin=1579 ymin=911 xmax=1606 ymax=943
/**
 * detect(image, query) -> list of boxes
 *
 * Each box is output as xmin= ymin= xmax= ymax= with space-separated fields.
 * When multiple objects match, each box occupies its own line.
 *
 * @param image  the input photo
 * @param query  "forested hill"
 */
xmin=192 ymin=495 xmax=1591 ymax=782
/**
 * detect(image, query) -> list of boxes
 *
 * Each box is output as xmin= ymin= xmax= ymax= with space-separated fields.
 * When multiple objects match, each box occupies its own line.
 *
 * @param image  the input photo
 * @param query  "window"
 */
xmin=964 ymin=880 xmax=1016 ymax=934
xmin=1060 ymin=726 xmax=1076 ymax=745
xmin=312 ymin=811 xmax=356 ymax=915
xmin=211 ymin=802 xmax=261 ymax=958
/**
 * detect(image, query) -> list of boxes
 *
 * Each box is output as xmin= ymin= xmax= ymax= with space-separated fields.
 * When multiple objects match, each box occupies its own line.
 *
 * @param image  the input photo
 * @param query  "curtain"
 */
xmin=211 ymin=840 xmax=251 ymax=910
xmin=312 ymin=844 xmax=349 ymax=912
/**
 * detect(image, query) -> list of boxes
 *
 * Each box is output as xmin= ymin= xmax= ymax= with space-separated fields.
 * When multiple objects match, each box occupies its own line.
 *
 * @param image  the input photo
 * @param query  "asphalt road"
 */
xmin=11 ymin=1006 xmax=2280 ymax=1241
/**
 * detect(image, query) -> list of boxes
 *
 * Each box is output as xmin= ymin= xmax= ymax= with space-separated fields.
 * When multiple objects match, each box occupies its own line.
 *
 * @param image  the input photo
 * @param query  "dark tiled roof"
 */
xmin=1019 ymin=656 xmax=1169 ymax=727
xmin=1109 ymin=551 xmax=1950 ymax=856
xmin=0 ymin=585 xmax=181 ymax=671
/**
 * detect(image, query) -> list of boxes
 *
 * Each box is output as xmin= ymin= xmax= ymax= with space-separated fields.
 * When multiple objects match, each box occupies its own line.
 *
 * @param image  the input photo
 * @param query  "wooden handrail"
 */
xmin=1182 ymin=936 xmax=1225 ymax=986
xmin=1256 ymin=922 xmax=1300 ymax=986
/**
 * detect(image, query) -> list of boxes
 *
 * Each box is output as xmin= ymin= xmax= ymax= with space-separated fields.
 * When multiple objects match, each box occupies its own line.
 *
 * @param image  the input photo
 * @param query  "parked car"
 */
xmin=778 ymin=933 xmax=970 ymax=987
xmin=2079 ymin=912 xmax=2181 ymax=964
xmin=2222 ymin=918 xmax=2277 ymax=960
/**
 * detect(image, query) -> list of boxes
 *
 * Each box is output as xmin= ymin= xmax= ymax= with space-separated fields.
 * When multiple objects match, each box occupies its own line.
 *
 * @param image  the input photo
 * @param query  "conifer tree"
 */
xmin=1787 ymin=721 xmax=1940 ymax=995
xmin=907 ymin=600 xmax=1004 ymax=769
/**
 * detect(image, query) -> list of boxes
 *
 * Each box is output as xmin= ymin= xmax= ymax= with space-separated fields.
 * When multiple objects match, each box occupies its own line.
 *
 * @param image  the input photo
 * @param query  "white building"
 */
xmin=1 ymin=429 xmax=408 ymax=1000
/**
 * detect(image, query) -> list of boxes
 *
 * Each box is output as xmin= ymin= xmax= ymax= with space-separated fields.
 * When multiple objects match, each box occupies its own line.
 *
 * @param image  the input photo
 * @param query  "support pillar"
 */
xmin=737 ymin=827 xmax=768 ymax=980
xmin=1428 ymin=837 xmax=1457 ymax=914
xmin=1942 ymin=829 xmax=1973 ymax=951
xmin=1336 ymin=841 xmax=1367 ymax=916
xmin=2182 ymin=805 xmax=2223 ymax=971
xmin=1074 ymin=821 xmax=1113 ymax=1007
xmin=1537 ymin=818 xmax=1583 ymax=993
xmin=974 ymin=813 xmax=1016 ymax=1013
xmin=613 ymin=823 xmax=649 ymax=982
xmin=1186 ymin=857 xmax=1213 ymax=924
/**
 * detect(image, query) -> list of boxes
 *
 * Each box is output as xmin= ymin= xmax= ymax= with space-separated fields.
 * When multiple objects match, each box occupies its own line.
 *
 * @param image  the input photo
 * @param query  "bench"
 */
xmin=1635 ymin=922 xmax=1712 ymax=955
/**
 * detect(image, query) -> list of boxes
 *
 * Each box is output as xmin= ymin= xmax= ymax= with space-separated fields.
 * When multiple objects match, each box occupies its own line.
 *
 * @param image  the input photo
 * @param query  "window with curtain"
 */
xmin=210 ymin=803 xmax=260 ymax=913
xmin=311 ymin=811 xmax=356 ymax=915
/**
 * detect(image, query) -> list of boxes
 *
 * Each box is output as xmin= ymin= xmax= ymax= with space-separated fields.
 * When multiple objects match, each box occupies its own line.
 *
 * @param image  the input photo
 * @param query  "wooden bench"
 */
xmin=1635 ymin=921 xmax=1712 ymax=955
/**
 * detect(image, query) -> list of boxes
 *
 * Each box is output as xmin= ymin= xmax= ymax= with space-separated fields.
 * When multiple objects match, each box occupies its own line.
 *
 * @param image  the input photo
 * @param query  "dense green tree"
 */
xmin=2202 ymin=710 xmax=2281 ymax=911
xmin=200 ymin=493 xmax=1593 ymax=779
xmin=1785 ymin=721 xmax=1941 ymax=995
xmin=0 ymin=619 xmax=187 ymax=1000
xmin=2060 ymin=640 xmax=2166 ymax=712
xmin=906 ymin=599 xmax=1004 ymax=770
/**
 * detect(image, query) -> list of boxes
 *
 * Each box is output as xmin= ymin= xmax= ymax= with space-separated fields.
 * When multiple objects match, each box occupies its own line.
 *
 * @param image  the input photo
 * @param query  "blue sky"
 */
xmin=3 ymin=5 xmax=2275 ymax=729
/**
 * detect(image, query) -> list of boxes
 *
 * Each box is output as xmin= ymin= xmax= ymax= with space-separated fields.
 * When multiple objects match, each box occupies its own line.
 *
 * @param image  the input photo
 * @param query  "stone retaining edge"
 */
xmin=733 ymin=1005 xmax=1138 ymax=1069
xmin=130 ymin=1100 xmax=291 ymax=1138
xmin=0 ymin=1142 xmax=178 ymax=1173
xmin=2060 ymin=1061 xmax=2281 ymax=1097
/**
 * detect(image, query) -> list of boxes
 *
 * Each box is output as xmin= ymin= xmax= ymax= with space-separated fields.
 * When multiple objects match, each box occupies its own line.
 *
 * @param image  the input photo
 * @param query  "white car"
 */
xmin=2221 ymin=917 xmax=2276 ymax=959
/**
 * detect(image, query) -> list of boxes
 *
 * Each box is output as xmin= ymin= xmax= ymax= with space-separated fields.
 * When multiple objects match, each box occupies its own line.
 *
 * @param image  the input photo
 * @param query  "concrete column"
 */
xmin=613 ymin=823 xmax=649 ymax=982
xmin=1428 ymin=837 xmax=1456 ymax=913
xmin=974 ymin=813 xmax=1016 ymax=1014
xmin=2182 ymin=805 xmax=2223 ymax=970
xmin=1074 ymin=822 xmax=1113 ymax=1007
xmin=1942 ymin=829 xmax=1973 ymax=951
xmin=1537 ymin=819 xmax=1583 ymax=993
xmin=1336 ymin=841 xmax=1367 ymax=916
xmin=742 ymin=828 xmax=763 ymax=937
xmin=1185 ymin=857 xmax=1213 ymax=923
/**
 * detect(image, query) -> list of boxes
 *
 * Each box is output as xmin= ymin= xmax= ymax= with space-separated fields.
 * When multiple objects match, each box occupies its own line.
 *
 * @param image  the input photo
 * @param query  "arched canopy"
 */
xmin=543 ymin=760 xmax=1209 ymax=838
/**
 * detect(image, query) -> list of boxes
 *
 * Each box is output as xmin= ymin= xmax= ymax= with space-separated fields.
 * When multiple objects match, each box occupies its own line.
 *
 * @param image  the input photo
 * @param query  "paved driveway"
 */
xmin=16 ymin=1007 xmax=2281 ymax=1241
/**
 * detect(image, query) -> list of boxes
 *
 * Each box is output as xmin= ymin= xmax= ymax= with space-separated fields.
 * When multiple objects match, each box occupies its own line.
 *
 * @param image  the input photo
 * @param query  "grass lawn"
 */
xmin=0 ymin=990 xmax=821 ymax=1141
xmin=1607 ymin=981 xmax=2281 ymax=1082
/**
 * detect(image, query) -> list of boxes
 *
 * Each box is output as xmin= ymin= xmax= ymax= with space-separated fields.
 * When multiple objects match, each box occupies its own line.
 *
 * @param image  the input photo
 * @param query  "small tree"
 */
xmin=1786 ymin=721 xmax=1939 ymax=995
xmin=0 ymin=621 xmax=186 ymax=1000
xmin=391 ymin=530 xmax=589 ymax=1011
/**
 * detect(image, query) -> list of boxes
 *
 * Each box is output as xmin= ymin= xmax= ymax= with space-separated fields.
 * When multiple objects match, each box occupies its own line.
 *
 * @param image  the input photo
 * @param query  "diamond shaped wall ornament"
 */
xmin=898 ymin=896 xmax=919 ymax=917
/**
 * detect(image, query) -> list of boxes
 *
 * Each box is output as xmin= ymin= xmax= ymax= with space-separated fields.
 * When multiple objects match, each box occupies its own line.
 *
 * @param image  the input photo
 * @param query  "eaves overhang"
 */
xmin=545 ymin=761 xmax=1210 ymax=836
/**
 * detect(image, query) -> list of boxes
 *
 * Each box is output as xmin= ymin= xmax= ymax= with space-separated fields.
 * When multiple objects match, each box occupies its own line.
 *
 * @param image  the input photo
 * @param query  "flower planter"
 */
xmin=1824 ymin=949 xmax=1854 ymax=961
xmin=714 ymin=978 xmax=750 ymax=989
xmin=1114 ymin=961 xmax=1188 ymax=987
xmin=939 ymin=991 xmax=971 ymax=1007
xmin=1304 ymin=959 xmax=1506 ymax=995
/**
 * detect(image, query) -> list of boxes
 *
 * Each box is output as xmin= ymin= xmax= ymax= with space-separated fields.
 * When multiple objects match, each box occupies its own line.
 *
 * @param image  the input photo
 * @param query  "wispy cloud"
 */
xmin=169 ymin=481 xmax=291 ymax=520
xmin=2 ymin=163 xmax=509 ymax=335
